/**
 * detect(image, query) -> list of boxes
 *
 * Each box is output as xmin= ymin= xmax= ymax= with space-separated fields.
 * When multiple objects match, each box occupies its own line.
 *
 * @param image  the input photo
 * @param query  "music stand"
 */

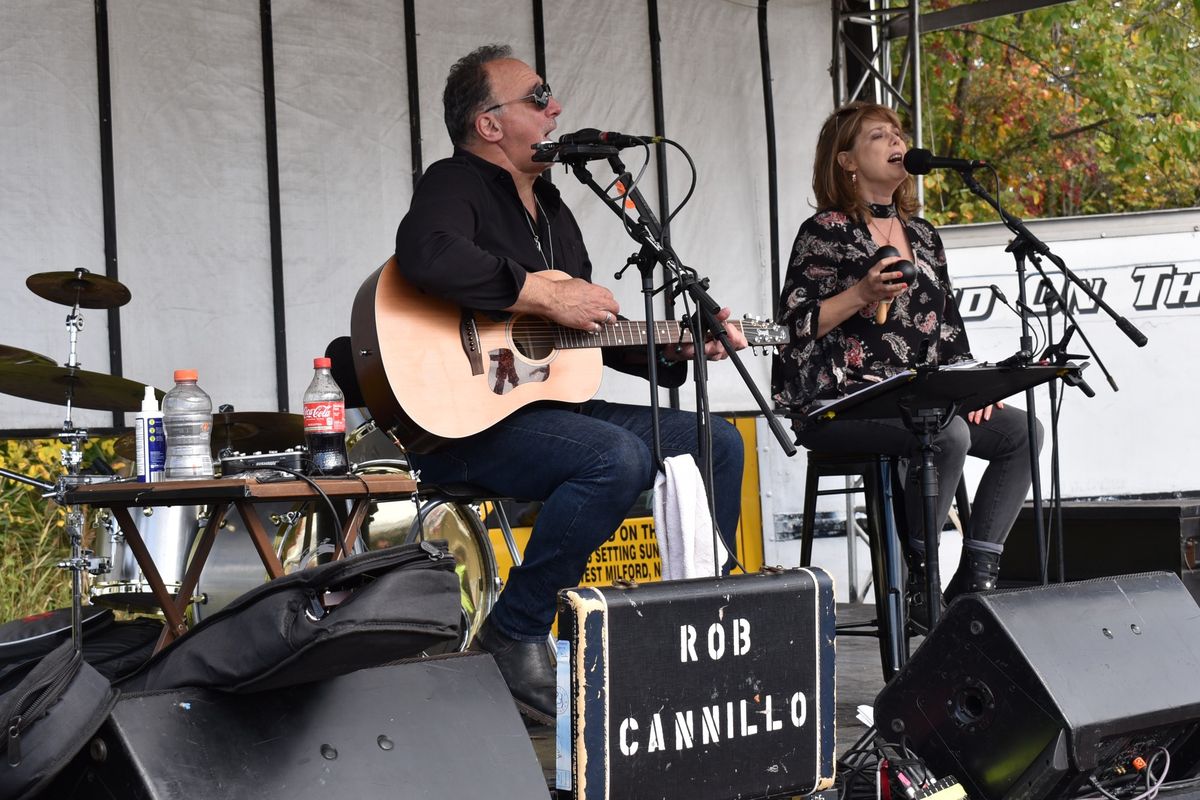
xmin=808 ymin=362 xmax=1086 ymax=627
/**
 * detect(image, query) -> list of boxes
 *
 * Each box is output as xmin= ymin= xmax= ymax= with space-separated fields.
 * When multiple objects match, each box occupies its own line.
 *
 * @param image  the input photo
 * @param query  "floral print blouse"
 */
xmin=771 ymin=209 xmax=973 ymax=426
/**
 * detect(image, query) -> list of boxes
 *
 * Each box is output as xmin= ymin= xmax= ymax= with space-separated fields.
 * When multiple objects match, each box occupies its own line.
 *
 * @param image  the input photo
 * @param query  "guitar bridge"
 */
xmin=460 ymin=310 xmax=484 ymax=376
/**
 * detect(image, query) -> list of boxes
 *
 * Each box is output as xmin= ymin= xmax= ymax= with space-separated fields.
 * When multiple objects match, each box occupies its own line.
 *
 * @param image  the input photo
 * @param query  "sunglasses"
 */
xmin=484 ymin=82 xmax=553 ymax=114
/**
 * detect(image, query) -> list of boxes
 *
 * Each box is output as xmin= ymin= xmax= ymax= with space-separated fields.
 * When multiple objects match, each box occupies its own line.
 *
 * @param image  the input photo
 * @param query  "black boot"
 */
xmin=943 ymin=547 xmax=969 ymax=604
xmin=469 ymin=617 xmax=556 ymax=726
xmin=943 ymin=546 xmax=1002 ymax=605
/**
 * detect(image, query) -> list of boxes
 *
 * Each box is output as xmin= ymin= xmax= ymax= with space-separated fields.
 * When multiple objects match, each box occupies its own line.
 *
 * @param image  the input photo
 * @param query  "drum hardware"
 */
xmin=269 ymin=509 xmax=305 ymax=526
xmin=1 ymin=268 xmax=150 ymax=654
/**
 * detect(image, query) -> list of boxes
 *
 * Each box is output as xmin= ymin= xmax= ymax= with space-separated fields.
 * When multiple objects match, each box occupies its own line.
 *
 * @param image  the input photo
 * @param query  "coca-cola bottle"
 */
xmin=303 ymin=357 xmax=349 ymax=475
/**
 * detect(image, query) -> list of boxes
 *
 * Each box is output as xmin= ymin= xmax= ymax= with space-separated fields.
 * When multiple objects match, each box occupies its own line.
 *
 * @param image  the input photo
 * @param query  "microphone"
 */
xmin=557 ymin=128 xmax=659 ymax=148
xmin=990 ymin=283 xmax=1039 ymax=319
xmin=531 ymin=129 xmax=660 ymax=163
xmin=902 ymin=148 xmax=988 ymax=175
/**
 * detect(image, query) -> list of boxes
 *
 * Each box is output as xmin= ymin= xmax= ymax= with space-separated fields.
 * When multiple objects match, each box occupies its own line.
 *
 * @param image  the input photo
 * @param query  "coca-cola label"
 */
xmin=304 ymin=401 xmax=345 ymax=433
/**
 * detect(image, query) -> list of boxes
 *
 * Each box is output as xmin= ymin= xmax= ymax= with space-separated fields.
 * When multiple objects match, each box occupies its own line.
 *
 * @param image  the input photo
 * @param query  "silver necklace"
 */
xmin=868 ymin=213 xmax=898 ymax=245
xmin=524 ymin=197 xmax=553 ymax=270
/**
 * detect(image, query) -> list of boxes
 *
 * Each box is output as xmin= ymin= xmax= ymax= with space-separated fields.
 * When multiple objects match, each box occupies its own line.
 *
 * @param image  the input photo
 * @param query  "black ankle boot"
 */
xmin=469 ymin=617 xmax=556 ymax=725
xmin=943 ymin=547 xmax=1002 ymax=604
xmin=943 ymin=549 xmax=969 ymax=604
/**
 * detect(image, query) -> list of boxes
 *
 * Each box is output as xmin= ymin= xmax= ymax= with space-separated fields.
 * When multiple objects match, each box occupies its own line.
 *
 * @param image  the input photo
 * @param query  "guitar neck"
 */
xmin=551 ymin=319 xmax=715 ymax=351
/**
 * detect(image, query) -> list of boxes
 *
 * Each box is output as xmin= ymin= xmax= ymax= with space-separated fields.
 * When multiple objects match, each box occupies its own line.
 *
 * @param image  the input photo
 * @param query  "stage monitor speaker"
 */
xmin=1000 ymin=498 xmax=1200 ymax=604
xmin=874 ymin=572 xmax=1200 ymax=800
xmin=44 ymin=652 xmax=548 ymax=799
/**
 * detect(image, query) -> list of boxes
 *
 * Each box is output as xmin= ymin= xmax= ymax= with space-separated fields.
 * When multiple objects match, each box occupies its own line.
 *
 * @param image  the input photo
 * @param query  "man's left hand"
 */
xmin=667 ymin=307 xmax=748 ymax=362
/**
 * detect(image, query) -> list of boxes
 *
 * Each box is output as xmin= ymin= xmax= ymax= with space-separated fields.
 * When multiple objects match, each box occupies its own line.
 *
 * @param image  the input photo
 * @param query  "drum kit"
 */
xmin=1 ymin=267 xmax=498 ymax=646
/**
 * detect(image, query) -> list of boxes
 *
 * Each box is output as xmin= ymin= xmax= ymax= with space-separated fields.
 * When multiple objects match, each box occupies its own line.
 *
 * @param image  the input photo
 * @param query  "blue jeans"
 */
xmin=408 ymin=400 xmax=744 ymax=640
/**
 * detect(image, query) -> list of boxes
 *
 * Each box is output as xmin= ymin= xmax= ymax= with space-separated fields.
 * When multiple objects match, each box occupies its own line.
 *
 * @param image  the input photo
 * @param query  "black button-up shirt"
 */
xmin=395 ymin=148 xmax=589 ymax=309
xmin=394 ymin=148 xmax=684 ymax=386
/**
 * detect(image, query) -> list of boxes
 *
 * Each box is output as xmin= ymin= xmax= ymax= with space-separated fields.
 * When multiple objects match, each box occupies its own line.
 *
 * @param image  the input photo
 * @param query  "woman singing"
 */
xmin=772 ymin=101 xmax=1042 ymax=626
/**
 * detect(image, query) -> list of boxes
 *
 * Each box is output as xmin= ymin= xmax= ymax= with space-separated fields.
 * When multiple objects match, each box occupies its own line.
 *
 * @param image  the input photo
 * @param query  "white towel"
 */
xmin=652 ymin=454 xmax=728 ymax=580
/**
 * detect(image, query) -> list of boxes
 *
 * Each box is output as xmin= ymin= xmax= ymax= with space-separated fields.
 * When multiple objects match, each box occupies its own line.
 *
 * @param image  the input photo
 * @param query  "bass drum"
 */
xmin=347 ymin=420 xmax=499 ymax=647
xmin=190 ymin=502 xmax=305 ymax=623
xmin=191 ymin=500 xmax=372 ymax=624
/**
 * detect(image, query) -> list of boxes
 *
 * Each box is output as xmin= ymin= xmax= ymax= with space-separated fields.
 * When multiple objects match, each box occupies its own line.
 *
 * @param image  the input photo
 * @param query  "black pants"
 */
xmin=794 ymin=404 xmax=1043 ymax=548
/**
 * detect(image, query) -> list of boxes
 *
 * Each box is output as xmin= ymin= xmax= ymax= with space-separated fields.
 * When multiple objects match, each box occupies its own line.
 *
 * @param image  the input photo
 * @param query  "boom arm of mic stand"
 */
xmin=566 ymin=155 xmax=797 ymax=459
xmin=565 ymin=157 xmax=666 ymax=468
xmin=683 ymin=277 xmax=796 ymax=458
xmin=960 ymin=170 xmax=1148 ymax=348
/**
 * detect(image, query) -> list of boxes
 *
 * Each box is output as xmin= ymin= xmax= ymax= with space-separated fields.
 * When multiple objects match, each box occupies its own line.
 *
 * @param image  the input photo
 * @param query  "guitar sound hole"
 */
xmin=510 ymin=317 xmax=554 ymax=361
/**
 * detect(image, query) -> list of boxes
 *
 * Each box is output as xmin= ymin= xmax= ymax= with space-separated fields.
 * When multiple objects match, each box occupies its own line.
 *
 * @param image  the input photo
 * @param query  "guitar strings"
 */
xmin=503 ymin=320 xmax=765 ymax=349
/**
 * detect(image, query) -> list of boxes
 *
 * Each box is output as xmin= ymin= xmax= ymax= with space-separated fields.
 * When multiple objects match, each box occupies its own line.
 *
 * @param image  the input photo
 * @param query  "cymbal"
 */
xmin=0 ymin=344 xmax=55 ymax=366
xmin=26 ymin=268 xmax=131 ymax=309
xmin=114 ymin=411 xmax=304 ymax=460
xmin=0 ymin=363 xmax=161 ymax=412
xmin=211 ymin=411 xmax=304 ymax=455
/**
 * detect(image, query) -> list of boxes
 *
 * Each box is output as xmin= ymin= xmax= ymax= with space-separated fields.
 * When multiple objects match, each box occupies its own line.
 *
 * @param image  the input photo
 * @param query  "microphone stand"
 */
xmin=1036 ymin=275 xmax=1105 ymax=584
xmin=557 ymin=147 xmax=796 ymax=569
xmin=957 ymin=168 xmax=1146 ymax=585
xmin=1039 ymin=282 xmax=1064 ymax=583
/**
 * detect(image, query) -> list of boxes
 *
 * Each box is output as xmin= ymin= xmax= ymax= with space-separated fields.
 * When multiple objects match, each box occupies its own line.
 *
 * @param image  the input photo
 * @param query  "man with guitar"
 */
xmin=393 ymin=44 xmax=747 ymax=724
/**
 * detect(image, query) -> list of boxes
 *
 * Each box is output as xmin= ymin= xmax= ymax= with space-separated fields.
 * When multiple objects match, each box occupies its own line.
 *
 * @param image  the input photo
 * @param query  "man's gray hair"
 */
xmin=444 ymin=43 xmax=513 ymax=146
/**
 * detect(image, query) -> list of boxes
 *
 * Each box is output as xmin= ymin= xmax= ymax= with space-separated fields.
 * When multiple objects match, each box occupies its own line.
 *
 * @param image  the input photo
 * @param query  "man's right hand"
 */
xmin=509 ymin=272 xmax=621 ymax=332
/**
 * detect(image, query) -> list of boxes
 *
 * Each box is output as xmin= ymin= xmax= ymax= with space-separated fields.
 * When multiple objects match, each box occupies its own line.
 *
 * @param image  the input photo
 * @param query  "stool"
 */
xmin=799 ymin=451 xmax=909 ymax=680
xmin=416 ymin=482 xmax=524 ymax=569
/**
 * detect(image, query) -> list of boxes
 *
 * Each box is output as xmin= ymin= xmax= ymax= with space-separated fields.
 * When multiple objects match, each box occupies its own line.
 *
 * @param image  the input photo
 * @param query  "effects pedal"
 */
xmin=219 ymin=447 xmax=306 ymax=476
xmin=913 ymin=777 xmax=967 ymax=800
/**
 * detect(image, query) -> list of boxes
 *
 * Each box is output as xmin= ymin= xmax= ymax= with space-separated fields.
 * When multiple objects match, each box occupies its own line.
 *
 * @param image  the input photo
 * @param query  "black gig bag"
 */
xmin=0 ymin=609 xmax=162 ymax=691
xmin=0 ymin=640 xmax=117 ymax=800
xmin=119 ymin=540 xmax=461 ymax=694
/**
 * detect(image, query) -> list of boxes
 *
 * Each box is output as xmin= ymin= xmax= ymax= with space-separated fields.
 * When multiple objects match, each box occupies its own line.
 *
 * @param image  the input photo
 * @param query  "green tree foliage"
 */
xmin=915 ymin=0 xmax=1200 ymax=224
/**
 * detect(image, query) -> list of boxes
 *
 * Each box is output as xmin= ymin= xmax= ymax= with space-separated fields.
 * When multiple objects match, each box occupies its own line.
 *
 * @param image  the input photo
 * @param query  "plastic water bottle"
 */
xmin=303 ymin=357 xmax=349 ymax=475
xmin=134 ymin=385 xmax=165 ymax=482
xmin=162 ymin=369 xmax=214 ymax=480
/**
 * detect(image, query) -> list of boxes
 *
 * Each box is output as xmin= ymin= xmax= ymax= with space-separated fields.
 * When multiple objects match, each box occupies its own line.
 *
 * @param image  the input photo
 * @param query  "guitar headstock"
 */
xmin=738 ymin=315 xmax=789 ymax=351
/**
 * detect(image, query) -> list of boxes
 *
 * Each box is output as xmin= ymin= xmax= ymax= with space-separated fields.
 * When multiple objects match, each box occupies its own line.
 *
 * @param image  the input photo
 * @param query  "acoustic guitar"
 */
xmin=351 ymin=257 xmax=788 ymax=454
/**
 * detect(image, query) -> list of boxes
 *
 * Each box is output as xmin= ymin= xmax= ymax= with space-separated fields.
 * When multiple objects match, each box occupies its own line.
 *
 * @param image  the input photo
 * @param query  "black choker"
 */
xmin=866 ymin=202 xmax=897 ymax=218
